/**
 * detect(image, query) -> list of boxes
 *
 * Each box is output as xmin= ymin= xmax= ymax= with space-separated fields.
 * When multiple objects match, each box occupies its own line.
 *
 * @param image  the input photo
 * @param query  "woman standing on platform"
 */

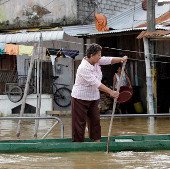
xmin=71 ymin=43 xmax=128 ymax=142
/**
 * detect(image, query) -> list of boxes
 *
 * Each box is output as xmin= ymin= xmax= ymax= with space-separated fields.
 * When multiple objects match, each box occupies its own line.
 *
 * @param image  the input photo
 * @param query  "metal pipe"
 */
xmin=0 ymin=116 xmax=64 ymax=139
xmin=42 ymin=121 xmax=59 ymax=139
xmin=101 ymin=113 xmax=170 ymax=118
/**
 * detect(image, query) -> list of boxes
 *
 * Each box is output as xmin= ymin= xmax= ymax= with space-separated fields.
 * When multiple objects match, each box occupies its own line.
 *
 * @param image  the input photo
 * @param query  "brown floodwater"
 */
xmin=0 ymin=116 xmax=170 ymax=169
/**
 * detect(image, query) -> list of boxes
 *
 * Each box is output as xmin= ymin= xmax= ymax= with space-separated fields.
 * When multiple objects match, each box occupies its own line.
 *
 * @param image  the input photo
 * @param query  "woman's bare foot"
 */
xmin=94 ymin=139 xmax=100 ymax=142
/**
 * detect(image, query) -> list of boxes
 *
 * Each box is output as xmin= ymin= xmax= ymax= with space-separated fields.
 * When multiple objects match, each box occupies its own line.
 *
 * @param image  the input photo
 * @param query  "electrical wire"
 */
xmin=0 ymin=0 xmax=10 ymax=5
xmin=46 ymin=41 xmax=170 ymax=64
xmin=55 ymin=38 xmax=170 ymax=59
xmin=43 ymin=0 xmax=55 ymax=8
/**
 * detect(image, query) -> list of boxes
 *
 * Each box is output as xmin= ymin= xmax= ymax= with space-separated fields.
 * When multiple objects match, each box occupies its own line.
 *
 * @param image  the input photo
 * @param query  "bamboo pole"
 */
xmin=16 ymin=45 xmax=36 ymax=137
xmin=106 ymin=61 xmax=126 ymax=153
xmin=34 ymin=33 xmax=43 ymax=138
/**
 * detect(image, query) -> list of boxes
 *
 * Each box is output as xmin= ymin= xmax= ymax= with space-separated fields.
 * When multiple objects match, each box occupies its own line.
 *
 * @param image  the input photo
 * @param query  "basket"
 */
xmin=117 ymin=86 xmax=133 ymax=104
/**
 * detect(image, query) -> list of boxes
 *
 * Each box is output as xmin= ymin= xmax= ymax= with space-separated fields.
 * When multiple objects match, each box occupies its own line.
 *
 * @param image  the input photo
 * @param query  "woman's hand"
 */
xmin=121 ymin=56 xmax=128 ymax=63
xmin=110 ymin=90 xmax=119 ymax=98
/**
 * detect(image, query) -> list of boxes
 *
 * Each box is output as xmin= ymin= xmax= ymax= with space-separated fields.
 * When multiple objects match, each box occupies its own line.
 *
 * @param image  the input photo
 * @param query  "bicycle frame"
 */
xmin=50 ymin=76 xmax=71 ymax=107
xmin=18 ymin=75 xmax=36 ymax=94
xmin=51 ymin=76 xmax=69 ymax=94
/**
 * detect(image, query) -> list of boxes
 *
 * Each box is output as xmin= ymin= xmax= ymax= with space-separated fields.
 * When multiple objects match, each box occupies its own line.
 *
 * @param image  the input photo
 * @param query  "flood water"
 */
xmin=1 ymin=116 xmax=170 ymax=169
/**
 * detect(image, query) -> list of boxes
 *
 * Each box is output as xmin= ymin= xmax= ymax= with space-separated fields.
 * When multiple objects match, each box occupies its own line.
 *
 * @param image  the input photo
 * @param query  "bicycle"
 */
xmin=51 ymin=75 xmax=71 ymax=107
xmin=6 ymin=76 xmax=36 ymax=103
xmin=6 ymin=75 xmax=71 ymax=107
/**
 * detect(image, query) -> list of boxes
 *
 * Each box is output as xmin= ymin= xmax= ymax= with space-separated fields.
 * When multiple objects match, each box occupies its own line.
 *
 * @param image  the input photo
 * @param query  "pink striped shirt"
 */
xmin=71 ymin=57 xmax=113 ymax=100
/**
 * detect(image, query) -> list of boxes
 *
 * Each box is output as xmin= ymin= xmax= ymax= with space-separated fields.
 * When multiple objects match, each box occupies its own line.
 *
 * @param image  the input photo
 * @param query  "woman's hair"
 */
xmin=114 ymin=63 xmax=122 ymax=71
xmin=86 ymin=43 xmax=102 ymax=58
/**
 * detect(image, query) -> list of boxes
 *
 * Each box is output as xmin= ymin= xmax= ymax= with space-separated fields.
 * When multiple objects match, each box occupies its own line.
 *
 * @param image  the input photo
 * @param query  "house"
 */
xmin=63 ymin=1 xmax=170 ymax=113
xmin=0 ymin=0 xmax=140 ymax=115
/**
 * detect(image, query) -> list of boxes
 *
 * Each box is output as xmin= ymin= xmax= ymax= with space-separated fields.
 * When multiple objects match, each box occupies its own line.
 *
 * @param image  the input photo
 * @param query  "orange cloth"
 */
xmin=5 ymin=44 xmax=19 ymax=55
xmin=95 ymin=13 xmax=109 ymax=32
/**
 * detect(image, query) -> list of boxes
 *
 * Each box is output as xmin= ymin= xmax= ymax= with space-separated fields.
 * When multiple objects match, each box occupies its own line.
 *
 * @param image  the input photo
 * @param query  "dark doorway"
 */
xmin=12 ymin=103 xmax=36 ymax=114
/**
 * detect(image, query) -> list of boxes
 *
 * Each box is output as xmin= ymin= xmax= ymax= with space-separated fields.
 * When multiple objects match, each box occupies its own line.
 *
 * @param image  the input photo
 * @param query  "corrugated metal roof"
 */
xmin=0 ymin=31 xmax=64 ymax=43
xmin=137 ymin=30 xmax=170 ymax=39
xmin=163 ymin=33 xmax=170 ymax=38
xmin=64 ymin=2 xmax=170 ymax=37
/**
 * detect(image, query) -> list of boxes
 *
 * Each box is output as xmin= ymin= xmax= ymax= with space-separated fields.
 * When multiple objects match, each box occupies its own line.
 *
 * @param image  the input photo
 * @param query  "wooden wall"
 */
xmin=0 ymin=55 xmax=17 ymax=94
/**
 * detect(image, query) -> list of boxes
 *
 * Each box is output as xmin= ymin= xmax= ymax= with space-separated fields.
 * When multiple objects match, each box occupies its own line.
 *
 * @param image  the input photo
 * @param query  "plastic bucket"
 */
xmin=134 ymin=102 xmax=143 ymax=113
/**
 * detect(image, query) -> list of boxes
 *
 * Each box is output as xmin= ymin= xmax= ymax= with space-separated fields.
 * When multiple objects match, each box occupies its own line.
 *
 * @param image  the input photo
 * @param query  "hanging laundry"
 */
xmin=46 ymin=48 xmax=79 ymax=59
xmin=95 ymin=13 xmax=109 ymax=32
xmin=46 ymin=48 xmax=65 ymax=58
xmin=0 ymin=43 xmax=5 ymax=55
xmin=61 ymin=49 xmax=79 ymax=59
xmin=19 ymin=45 xmax=34 ymax=56
xmin=5 ymin=44 xmax=19 ymax=55
xmin=50 ymin=55 xmax=57 ymax=66
xmin=46 ymin=48 xmax=58 ymax=56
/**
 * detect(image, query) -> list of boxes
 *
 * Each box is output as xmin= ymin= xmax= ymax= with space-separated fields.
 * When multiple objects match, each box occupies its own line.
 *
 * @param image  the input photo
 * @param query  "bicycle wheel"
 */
xmin=8 ymin=86 xmax=23 ymax=103
xmin=54 ymin=87 xmax=71 ymax=107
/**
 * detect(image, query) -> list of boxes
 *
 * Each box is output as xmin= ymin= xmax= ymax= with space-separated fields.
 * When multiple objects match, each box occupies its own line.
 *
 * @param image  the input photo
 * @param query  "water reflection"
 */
xmin=1 ymin=117 xmax=170 ymax=169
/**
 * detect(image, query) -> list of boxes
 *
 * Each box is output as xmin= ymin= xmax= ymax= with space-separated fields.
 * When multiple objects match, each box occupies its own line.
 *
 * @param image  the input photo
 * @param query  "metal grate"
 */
xmin=0 ymin=70 xmax=17 ymax=83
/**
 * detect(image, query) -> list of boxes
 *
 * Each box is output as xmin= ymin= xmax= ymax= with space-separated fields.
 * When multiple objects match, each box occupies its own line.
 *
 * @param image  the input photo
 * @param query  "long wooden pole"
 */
xmin=34 ymin=33 xmax=42 ymax=138
xmin=16 ymin=45 xmax=36 ymax=137
xmin=106 ymin=61 xmax=126 ymax=153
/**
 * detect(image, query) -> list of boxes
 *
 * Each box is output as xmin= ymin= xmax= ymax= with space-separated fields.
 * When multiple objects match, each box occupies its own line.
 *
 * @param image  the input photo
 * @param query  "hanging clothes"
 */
xmin=5 ymin=44 xmax=19 ymax=55
xmin=46 ymin=48 xmax=65 ymax=58
xmin=95 ymin=13 xmax=109 ymax=32
xmin=46 ymin=48 xmax=58 ymax=56
xmin=0 ymin=43 xmax=5 ymax=55
xmin=61 ymin=49 xmax=79 ymax=59
xmin=46 ymin=48 xmax=79 ymax=59
xmin=115 ymin=73 xmax=128 ymax=89
xmin=19 ymin=45 xmax=34 ymax=56
xmin=50 ymin=55 xmax=57 ymax=66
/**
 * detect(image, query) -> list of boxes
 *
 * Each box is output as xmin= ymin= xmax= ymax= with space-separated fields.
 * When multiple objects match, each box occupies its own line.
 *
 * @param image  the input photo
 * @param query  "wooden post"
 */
xmin=83 ymin=37 xmax=87 ymax=56
xmin=34 ymin=33 xmax=43 ymax=138
xmin=147 ymin=0 xmax=155 ymax=32
xmin=143 ymin=37 xmax=155 ymax=134
xmin=147 ymin=0 xmax=157 ymax=113
xmin=143 ymin=38 xmax=155 ymax=115
xmin=16 ymin=45 xmax=37 ymax=137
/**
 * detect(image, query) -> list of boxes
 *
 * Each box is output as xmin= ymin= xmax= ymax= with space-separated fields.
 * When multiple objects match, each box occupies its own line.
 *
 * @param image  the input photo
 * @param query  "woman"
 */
xmin=113 ymin=65 xmax=132 ymax=114
xmin=71 ymin=43 xmax=127 ymax=142
xmin=113 ymin=65 xmax=132 ymax=90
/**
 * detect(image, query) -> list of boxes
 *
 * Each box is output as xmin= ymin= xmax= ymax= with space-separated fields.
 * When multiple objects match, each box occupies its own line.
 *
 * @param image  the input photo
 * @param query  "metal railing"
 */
xmin=100 ymin=113 xmax=170 ymax=118
xmin=0 ymin=116 xmax=64 ymax=139
xmin=1 ymin=113 xmax=169 ymax=140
